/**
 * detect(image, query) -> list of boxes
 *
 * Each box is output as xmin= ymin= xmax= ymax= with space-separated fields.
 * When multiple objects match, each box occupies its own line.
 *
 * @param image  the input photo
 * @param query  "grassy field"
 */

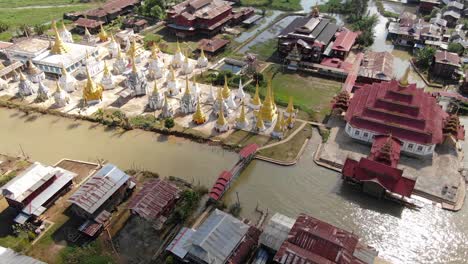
xmin=0 ymin=1 xmax=96 ymax=41
xmin=257 ymin=123 xmax=312 ymax=161
xmin=263 ymin=66 xmax=342 ymax=122
xmin=246 ymin=39 xmax=278 ymax=61
xmin=240 ymin=0 xmax=302 ymax=11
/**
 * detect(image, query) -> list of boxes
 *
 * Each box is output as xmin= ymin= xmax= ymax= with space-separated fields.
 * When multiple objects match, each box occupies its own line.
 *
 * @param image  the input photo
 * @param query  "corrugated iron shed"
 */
xmin=128 ymin=178 xmax=180 ymax=220
xmin=166 ymin=227 xmax=196 ymax=259
xmin=187 ymin=209 xmax=249 ymax=264
xmin=0 ymin=246 xmax=46 ymax=264
xmin=259 ymin=213 xmax=295 ymax=251
xmin=68 ymin=164 xmax=129 ymax=215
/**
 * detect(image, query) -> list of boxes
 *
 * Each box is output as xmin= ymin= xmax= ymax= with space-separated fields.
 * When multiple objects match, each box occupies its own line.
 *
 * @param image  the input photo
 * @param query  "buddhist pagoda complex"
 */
xmin=59 ymin=64 xmax=77 ymax=92
xmin=53 ymin=82 xmax=69 ymax=107
xmin=60 ymin=21 xmax=73 ymax=43
xmin=180 ymin=76 xmax=197 ymax=114
xmin=197 ymin=49 xmax=208 ymax=68
xmin=172 ymin=41 xmax=185 ymax=68
xmin=148 ymin=81 xmax=164 ymax=110
xmin=113 ymin=46 xmax=128 ymax=74
xmin=82 ymin=67 xmax=103 ymax=105
xmin=236 ymin=102 xmax=249 ymax=129
xmin=167 ymin=66 xmax=181 ymax=96
xmin=192 ymin=98 xmax=206 ymax=124
xmin=343 ymin=68 xmax=464 ymax=157
xmin=125 ymin=55 xmax=148 ymax=96
xmin=284 ymin=96 xmax=296 ymax=118
xmin=101 ymin=61 xmax=115 ymax=90
xmin=18 ymin=71 xmax=35 ymax=97
xmin=26 ymin=60 xmax=45 ymax=83
xmin=35 ymin=80 xmax=50 ymax=102
xmin=127 ymin=39 xmax=144 ymax=63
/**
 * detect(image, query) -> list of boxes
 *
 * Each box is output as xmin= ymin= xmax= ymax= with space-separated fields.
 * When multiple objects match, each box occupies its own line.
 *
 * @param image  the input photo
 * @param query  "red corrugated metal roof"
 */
xmin=345 ymin=80 xmax=448 ymax=145
xmin=128 ymin=179 xmax=180 ymax=220
xmin=274 ymin=214 xmax=364 ymax=264
xmin=332 ymin=30 xmax=359 ymax=52
xmin=209 ymin=170 xmax=232 ymax=201
xmin=74 ymin=18 xmax=104 ymax=29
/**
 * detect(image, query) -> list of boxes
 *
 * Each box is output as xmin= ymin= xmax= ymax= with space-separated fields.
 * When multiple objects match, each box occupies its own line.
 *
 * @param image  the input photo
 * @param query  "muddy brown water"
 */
xmin=0 ymin=108 xmax=467 ymax=263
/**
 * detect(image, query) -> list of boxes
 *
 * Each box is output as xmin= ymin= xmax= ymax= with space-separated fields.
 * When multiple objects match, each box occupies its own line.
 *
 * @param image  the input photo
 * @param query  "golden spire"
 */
xmin=103 ymin=61 xmax=110 ymax=76
xmin=237 ymin=102 xmax=247 ymax=124
xmin=128 ymin=39 xmax=137 ymax=58
xmin=151 ymin=43 xmax=159 ymax=59
xmin=117 ymin=45 xmax=124 ymax=59
xmin=271 ymin=88 xmax=276 ymax=110
xmin=399 ymin=66 xmax=410 ymax=87
xmin=252 ymin=82 xmax=261 ymax=106
xmin=286 ymin=112 xmax=294 ymax=128
xmin=152 ymin=81 xmax=160 ymax=94
xmin=216 ymin=101 xmax=227 ymax=126
xmin=274 ymin=112 xmax=284 ymax=133
xmin=256 ymin=112 xmax=265 ymax=130
xmin=98 ymin=24 xmax=108 ymax=42
xmin=286 ymin=96 xmax=295 ymax=114
xmin=170 ymin=66 xmax=176 ymax=81
xmin=193 ymin=97 xmax=206 ymax=124
xmin=222 ymin=75 xmax=231 ymax=99
xmin=260 ymin=80 xmax=276 ymax=122
xmin=0 ymin=62 xmax=4 ymax=70
xmin=200 ymin=48 xmax=206 ymax=59
xmin=84 ymin=27 xmax=91 ymax=36
xmin=131 ymin=54 xmax=137 ymax=73
xmin=61 ymin=20 xmax=67 ymax=32
xmin=55 ymin=81 xmax=62 ymax=93
xmin=176 ymin=40 xmax=181 ymax=53
xmin=110 ymin=33 xmax=116 ymax=43
xmin=83 ymin=67 xmax=103 ymax=102
xmin=184 ymin=76 xmax=191 ymax=95
xmin=50 ymin=20 xmax=69 ymax=55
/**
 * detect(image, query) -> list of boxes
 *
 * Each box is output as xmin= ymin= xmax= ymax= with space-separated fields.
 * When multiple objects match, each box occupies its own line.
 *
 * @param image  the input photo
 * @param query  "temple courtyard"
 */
xmin=317 ymin=117 xmax=465 ymax=209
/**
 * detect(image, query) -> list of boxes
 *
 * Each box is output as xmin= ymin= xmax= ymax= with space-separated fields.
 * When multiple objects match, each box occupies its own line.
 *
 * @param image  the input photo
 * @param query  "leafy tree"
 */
xmin=164 ymin=117 xmax=175 ymax=129
xmin=165 ymin=256 xmax=175 ymax=264
xmin=0 ymin=22 xmax=9 ymax=33
xmin=138 ymin=0 xmax=166 ymax=19
xmin=94 ymin=108 xmax=105 ymax=123
xmin=448 ymin=42 xmax=464 ymax=55
xmin=150 ymin=5 xmax=165 ymax=19
xmin=33 ymin=24 xmax=47 ymax=36
xmin=17 ymin=24 xmax=32 ymax=37
xmin=415 ymin=47 xmax=436 ymax=69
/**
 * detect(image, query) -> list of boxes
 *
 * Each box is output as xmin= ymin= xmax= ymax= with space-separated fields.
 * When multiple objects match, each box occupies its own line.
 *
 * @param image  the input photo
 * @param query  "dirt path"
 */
xmin=258 ymin=121 xmax=306 ymax=151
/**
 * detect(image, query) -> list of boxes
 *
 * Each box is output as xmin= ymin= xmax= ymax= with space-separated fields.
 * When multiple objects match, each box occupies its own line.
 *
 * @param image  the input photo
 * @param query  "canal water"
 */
xmin=0 ymin=108 xmax=467 ymax=264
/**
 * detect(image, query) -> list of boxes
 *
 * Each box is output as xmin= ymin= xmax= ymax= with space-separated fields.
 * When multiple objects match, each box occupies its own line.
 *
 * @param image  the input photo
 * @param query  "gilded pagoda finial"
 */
xmin=399 ymin=66 xmax=410 ymax=87
xmin=99 ymin=24 xmax=108 ymax=42
xmin=252 ymin=82 xmax=261 ymax=106
xmin=217 ymin=100 xmax=227 ymax=126
xmin=50 ymin=20 xmax=69 ymax=55
xmin=222 ymin=75 xmax=231 ymax=99
xmin=193 ymin=97 xmax=206 ymax=124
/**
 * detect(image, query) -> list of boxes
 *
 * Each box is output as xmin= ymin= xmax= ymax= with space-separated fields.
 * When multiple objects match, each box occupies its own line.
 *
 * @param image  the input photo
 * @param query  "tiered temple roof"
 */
xmin=345 ymin=79 xmax=449 ymax=145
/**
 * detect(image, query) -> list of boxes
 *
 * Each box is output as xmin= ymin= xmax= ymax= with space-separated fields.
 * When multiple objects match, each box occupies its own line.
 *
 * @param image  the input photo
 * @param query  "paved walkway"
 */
xmin=258 ymin=121 xmax=306 ymax=150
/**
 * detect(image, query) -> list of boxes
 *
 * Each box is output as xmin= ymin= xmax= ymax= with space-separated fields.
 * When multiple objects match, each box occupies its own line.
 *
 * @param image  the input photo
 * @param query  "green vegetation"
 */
xmin=149 ymin=27 xmax=200 ymax=55
xmin=168 ymin=189 xmax=201 ymax=224
xmin=0 ymin=0 xmax=87 ymax=8
xmin=137 ymin=0 xmax=166 ymax=19
xmin=246 ymin=39 xmax=277 ymax=61
xmin=448 ymin=42 xmax=465 ymax=55
xmin=0 ymin=224 xmax=37 ymax=253
xmin=257 ymin=124 xmax=313 ymax=161
xmin=240 ymin=0 xmax=302 ymax=11
xmin=415 ymin=46 xmax=436 ymax=70
xmin=164 ymin=118 xmax=175 ymax=129
xmin=129 ymin=114 xmax=161 ymax=130
xmin=261 ymin=65 xmax=342 ymax=121
xmin=59 ymin=241 xmax=114 ymax=264
xmin=0 ymin=4 xmax=95 ymax=41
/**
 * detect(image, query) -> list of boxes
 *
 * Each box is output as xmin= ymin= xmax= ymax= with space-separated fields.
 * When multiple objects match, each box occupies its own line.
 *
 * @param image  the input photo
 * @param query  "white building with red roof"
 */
xmin=344 ymin=76 xmax=464 ymax=156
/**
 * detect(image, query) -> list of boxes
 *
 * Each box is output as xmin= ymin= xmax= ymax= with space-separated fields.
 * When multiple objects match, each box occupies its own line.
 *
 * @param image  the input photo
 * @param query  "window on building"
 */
xmin=408 ymin=143 xmax=414 ymax=150
xmin=417 ymin=146 xmax=423 ymax=152
xmin=363 ymin=132 xmax=369 ymax=138
xmin=354 ymin=130 xmax=360 ymax=136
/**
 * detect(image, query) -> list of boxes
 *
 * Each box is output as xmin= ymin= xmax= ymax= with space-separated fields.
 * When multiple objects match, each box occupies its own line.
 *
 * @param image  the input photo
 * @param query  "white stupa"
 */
xmin=161 ymin=94 xmax=174 ymax=118
xmin=59 ymin=20 xmax=73 ymax=43
xmin=236 ymin=102 xmax=249 ymax=129
xmin=82 ymin=51 xmax=104 ymax=77
xmin=214 ymin=102 xmax=229 ymax=133
xmin=53 ymin=82 xmax=70 ymax=107
xmin=113 ymin=46 xmax=128 ymax=74
xmin=18 ymin=72 xmax=35 ymax=97
xmin=59 ymin=65 xmax=77 ymax=92
xmin=26 ymin=60 xmax=45 ymax=83
xmin=148 ymin=44 xmax=165 ymax=79
xmin=166 ymin=66 xmax=180 ymax=96
xmin=125 ymin=55 xmax=148 ymax=96
xmin=181 ymin=55 xmax=193 ymax=75
xmin=82 ymin=27 xmax=98 ymax=45
xmin=207 ymin=85 xmax=216 ymax=102
xmin=101 ymin=61 xmax=115 ymax=90
xmin=180 ymin=76 xmax=197 ymax=114
xmin=148 ymin=81 xmax=163 ymax=110
xmin=36 ymin=80 xmax=50 ymax=102
xmin=222 ymin=77 xmax=236 ymax=109
xmin=190 ymin=75 xmax=200 ymax=97
xmin=236 ymin=78 xmax=246 ymax=100
xmin=213 ymin=87 xmax=229 ymax=116
xmin=172 ymin=41 xmax=185 ymax=68
xmin=0 ymin=78 xmax=8 ymax=90
xmin=108 ymin=34 xmax=120 ymax=58
xmin=197 ymin=49 xmax=208 ymax=68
